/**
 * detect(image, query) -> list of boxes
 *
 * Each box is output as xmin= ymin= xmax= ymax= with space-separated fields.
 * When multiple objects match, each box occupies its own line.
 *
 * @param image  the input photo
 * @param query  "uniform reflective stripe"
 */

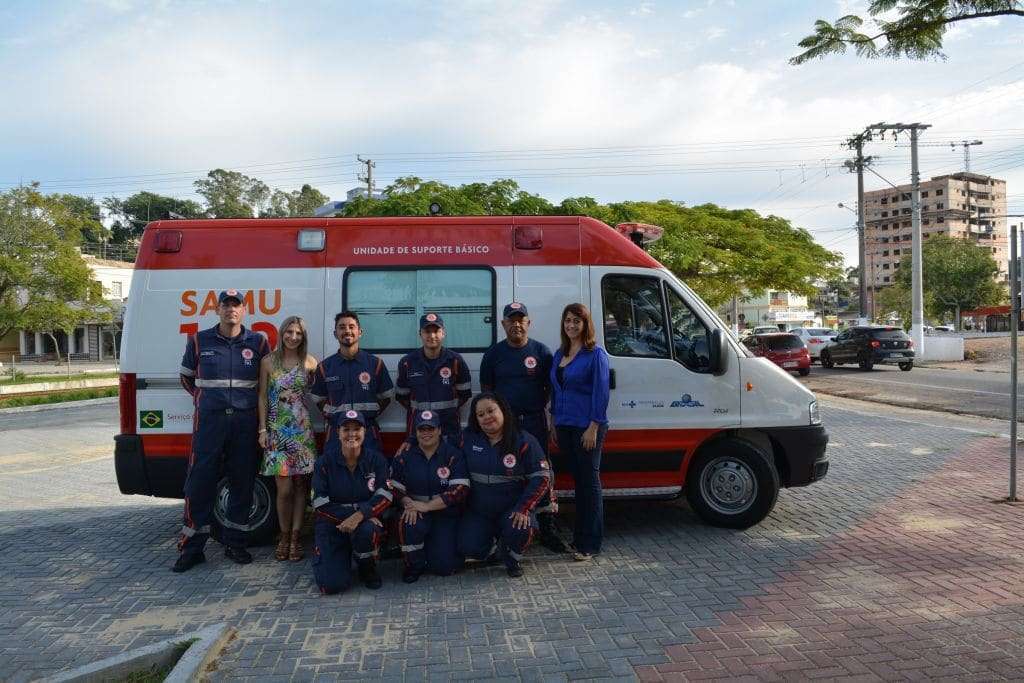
xmin=180 ymin=524 xmax=210 ymax=537
xmin=376 ymin=489 xmax=393 ymax=501
xmin=455 ymin=382 xmax=472 ymax=391
xmin=378 ymin=388 xmax=395 ymax=399
xmin=401 ymin=543 xmax=425 ymax=552
xmin=179 ymin=365 xmax=196 ymax=377
xmin=323 ymin=402 xmax=378 ymax=413
xmin=535 ymin=503 xmax=555 ymax=513
xmin=395 ymin=387 xmax=411 ymax=395
xmin=312 ymin=496 xmax=330 ymax=508
xmin=389 ymin=480 xmax=407 ymax=492
xmin=219 ymin=518 xmax=251 ymax=530
xmin=529 ymin=470 xmax=551 ymax=479
xmin=508 ymin=549 xmax=524 ymax=561
xmin=354 ymin=550 xmax=378 ymax=559
xmin=194 ymin=378 xmax=258 ymax=388
xmin=410 ymin=399 xmax=459 ymax=410
xmin=470 ymin=473 xmax=525 ymax=484
xmin=448 ymin=478 xmax=471 ymax=486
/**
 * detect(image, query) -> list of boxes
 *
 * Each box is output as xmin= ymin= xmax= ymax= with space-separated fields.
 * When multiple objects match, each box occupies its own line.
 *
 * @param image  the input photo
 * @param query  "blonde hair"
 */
xmin=273 ymin=315 xmax=309 ymax=364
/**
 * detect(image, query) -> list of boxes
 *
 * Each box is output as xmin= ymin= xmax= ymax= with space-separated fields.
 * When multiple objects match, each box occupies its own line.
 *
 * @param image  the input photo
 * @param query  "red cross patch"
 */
xmin=503 ymin=454 xmax=517 ymax=468
xmin=358 ymin=371 xmax=371 ymax=385
xmin=367 ymin=477 xmax=376 ymax=491
xmin=241 ymin=348 xmax=254 ymax=360
xmin=524 ymin=356 xmax=537 ymax=369
xmin=437 ymin=466 xmax=450 ymax=479
xmin=439 ymin=367 xmax=452 ymax=379
xmin=345 ymin=410 xmax=359 ymax=419
xmin=426 ymin=313 xmax=438 ymax=322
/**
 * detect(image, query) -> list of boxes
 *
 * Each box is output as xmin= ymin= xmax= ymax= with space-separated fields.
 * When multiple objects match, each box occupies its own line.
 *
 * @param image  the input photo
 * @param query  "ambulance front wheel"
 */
xmin=686 ymin=439 xmax=779 ymax=529
xmin=211 ymin=476 xmax=278 ymax=546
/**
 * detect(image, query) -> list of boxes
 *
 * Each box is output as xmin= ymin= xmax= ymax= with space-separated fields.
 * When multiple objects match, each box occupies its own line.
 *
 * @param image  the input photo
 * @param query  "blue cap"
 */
xmin=419 ymin=312 xmax=444 ymax=330
xmin=414 ymin=409 xmax=441 ymax=430
xmin=503 ymin=302 xmax=528 ymax=318
xmin=339 ymin=409 xmax=366 ymax=427
xmin=218 ymin=289 xmax=245 ymax=305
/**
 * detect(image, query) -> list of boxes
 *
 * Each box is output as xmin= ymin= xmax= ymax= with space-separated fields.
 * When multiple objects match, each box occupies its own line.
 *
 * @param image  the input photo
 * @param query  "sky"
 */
xmin=1 ymin=0 xmax=1022 ymax=268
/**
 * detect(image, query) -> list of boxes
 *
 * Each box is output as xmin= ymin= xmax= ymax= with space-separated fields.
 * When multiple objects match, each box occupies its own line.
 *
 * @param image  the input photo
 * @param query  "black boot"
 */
xmin=537 ymin=513 xmax=568 ymax=553
xmin=358 ymin=559 xmax=383 ymax=590
xmin=172 ymin=552 xmax=206 ymax=573
xmin=402 ymin=564 xmax=424 ymax=584
xmin=224 ymin=546 xmax=253 ymax=565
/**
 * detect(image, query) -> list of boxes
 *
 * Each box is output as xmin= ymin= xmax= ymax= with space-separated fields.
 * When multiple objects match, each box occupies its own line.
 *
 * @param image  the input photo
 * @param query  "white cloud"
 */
xmin=704 ymin=26 xmax=726 ymax=41
xmin=629 ymin=2 xmax=654 ymax=16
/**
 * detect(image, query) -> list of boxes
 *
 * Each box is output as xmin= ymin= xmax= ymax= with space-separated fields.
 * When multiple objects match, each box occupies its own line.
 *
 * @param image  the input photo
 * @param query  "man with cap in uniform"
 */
xmin=395 ymin=312 xmax=472 ymax=441
xmin=310 ymin=410 xmax=393 ymax=593
xmin=310 ymin=310 xmax=394 ymax=454
xmin=175 ymin=289 xmax=270 ymax=572
xmin=389 ymin=409 xmax=471 ymax=583
xmin=479 ymin=302 xmax=566 ymax=553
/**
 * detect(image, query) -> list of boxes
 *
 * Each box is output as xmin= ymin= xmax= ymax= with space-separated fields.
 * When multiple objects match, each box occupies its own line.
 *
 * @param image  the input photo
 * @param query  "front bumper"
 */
xmin=762 ymin=424 xmax=829 ymax=487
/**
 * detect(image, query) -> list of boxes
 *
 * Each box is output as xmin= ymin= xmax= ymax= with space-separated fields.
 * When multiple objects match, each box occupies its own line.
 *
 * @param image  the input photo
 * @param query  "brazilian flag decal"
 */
xmin=140 ymin=410 xmax=164 ymax=429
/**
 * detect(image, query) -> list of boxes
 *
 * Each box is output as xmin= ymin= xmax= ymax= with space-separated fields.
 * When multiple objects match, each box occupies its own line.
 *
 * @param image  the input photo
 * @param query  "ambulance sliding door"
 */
xmin=587 ymin=266 xmax=740 ymax=493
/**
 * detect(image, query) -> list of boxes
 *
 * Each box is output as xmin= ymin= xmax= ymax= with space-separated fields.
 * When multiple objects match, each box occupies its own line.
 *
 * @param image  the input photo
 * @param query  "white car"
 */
xmin=790 ymin=327 xmax=837 ymax=361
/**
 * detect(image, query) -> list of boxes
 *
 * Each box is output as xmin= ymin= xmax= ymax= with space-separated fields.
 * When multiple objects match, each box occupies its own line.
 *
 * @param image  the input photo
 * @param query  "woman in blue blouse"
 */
xmin=550 ymin=303 xmax=610 ymax=561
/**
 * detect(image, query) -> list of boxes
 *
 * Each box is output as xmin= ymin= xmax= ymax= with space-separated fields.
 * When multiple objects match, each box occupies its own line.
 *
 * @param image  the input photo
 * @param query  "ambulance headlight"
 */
xmin=809 ymin=400 xmax=821 ymax=426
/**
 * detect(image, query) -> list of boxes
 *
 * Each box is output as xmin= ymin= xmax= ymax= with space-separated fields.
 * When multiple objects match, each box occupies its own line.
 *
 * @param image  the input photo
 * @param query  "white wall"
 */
xmin=919 ymin=336 xmax=964 ymax=362
xmin=88 ymin=263 xmax=134 ymax=301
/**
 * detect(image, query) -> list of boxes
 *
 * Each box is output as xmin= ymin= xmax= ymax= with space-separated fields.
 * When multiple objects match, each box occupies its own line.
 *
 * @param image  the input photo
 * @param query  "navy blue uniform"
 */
xmin=457 ymin=430 xmax=551 ymax=570
xmin=479 ymin=338 xmax=556 ymax=512
xmin=310 ymin=350 xmax=394 ymax=453
xmin=389 ymin=441 xmax=470 ymax=575
xmin=395 ymin=349 xmax=472 ymax=439
xmin=178 ymin=325 xmax=269 ymax=554
xmin=310 ymin=447 xmax=392 ymax=594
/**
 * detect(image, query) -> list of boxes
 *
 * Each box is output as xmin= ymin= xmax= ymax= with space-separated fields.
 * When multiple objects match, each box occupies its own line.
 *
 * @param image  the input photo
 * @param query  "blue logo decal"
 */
xmin=670 ymin=394 xmax=704 ymax=408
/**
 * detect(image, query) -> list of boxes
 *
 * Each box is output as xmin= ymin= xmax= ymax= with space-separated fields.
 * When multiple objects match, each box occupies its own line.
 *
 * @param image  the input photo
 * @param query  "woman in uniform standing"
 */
xmin=257 ymin=315 xmax=318 ymax=562
xmin=550 ymin=303 xmax=610 ymax=562
xmin=457 ymin=393 xmax=551 ymax=577
xmin=389 ymin=409 xmax=470 ymax=583
xmin=310 ymin=410 xmax=393 ymax=594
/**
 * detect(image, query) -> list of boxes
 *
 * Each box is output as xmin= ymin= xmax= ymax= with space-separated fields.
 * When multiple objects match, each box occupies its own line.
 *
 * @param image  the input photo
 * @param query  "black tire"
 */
xmin=858 ymin=353 xmax=874 ymax=371
xmin=685 ymin=439 xmax=779 ymax=529
xmin=899 ymin=361 xmax=913 ymax=371
xmin=211 ymin=475 xmax=278 ymax=547
xmin=798 ymin=367 xmax=810 ymax=376
xmin=820 ymin=350 xmax=835 ymax=369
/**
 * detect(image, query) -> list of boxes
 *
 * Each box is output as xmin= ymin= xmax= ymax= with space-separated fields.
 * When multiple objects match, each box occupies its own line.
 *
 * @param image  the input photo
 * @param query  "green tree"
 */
xmin=890 ymin=234 xmax=1005 ymax=327
xmin=49 ymin=194 xmax=106 ymax=244
xmin=104 ymin=191 xmax=203 ymax=242
xmin=193 ymin=169 xmax=266 ymax=218
xmin=288 ymin=184 xmax=329 ymax=217
xmin=0 ymin=185 xmax=112 ymax=358
xmin=791 ymin=1 xmax=1023 ymax=64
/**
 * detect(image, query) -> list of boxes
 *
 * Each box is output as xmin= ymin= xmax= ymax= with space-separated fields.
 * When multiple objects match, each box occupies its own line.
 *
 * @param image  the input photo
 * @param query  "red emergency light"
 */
xmin=615 ymin=222 xmax=664 ymax=247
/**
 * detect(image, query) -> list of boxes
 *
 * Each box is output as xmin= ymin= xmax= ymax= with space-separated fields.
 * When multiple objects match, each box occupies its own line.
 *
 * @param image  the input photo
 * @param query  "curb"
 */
xmin=41 ymin=622 xmax=234 ymax=683
xmin=0 ymin=396 xmax=117 ymax=415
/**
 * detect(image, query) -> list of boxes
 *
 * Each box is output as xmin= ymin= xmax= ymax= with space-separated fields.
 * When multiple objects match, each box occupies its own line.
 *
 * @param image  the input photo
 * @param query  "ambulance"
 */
xmin=114 ymin=215 xmax=829 ymax=543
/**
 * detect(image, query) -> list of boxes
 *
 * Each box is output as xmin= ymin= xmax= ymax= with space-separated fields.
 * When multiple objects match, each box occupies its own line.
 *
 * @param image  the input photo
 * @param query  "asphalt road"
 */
xmin=800 ymin=363 xmax=1019 ymax=421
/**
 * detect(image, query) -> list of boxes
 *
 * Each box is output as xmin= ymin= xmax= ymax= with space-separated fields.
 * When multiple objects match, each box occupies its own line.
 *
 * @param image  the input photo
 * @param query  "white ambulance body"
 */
xmin=115 ymin=216 xmax=828 ymax=542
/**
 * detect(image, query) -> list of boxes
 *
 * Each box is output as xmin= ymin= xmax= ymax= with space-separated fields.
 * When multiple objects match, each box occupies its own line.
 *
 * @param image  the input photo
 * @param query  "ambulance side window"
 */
xmin=665 ymin=286 xmax=712 ymax=373
xmin=600 ymin=275 xmax=670 ymax=359
xmin=345 ymin=267 xmax=495 ymax=352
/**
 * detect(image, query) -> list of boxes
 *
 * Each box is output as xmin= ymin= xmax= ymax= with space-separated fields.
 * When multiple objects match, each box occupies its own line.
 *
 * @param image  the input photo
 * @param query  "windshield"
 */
xmin=763 ymin=335 xmax=804 ymax=350
xmin=869 ymin=328 xmax=909 ymax=340
xmin=805 ymin=328 xmax=831 ymax=336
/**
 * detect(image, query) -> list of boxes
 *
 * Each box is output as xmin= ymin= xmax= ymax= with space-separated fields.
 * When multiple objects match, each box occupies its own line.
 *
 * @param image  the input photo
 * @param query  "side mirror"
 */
xmin=710 ymin=328 xmax=729 ymax=376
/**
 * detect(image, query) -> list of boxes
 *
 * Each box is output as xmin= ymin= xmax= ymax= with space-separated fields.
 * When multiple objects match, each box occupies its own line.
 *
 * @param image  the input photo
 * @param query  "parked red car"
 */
xmin=743 ymin=333 xmax=811 ymax=376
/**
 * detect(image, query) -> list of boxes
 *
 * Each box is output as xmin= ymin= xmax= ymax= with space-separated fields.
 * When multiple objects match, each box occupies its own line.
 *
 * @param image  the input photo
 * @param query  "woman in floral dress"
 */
xmin=258 ymin=316 xmax=319 ymax=561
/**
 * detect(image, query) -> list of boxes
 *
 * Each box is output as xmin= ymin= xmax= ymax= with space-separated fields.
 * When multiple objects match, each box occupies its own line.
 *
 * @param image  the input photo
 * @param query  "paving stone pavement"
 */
xmin=1 ymin=399 xmax=1022 ymax=681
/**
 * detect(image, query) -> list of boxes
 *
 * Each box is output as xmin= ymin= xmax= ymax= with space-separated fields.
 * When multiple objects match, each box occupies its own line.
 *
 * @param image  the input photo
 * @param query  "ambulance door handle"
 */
xmin=608 ymin=369 xmax=616 ymax=390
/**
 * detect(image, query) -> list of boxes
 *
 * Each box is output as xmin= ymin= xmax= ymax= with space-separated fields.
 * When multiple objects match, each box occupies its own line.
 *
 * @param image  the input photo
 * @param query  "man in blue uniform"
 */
xmin=311 ymin=410 xmax=393 ymax=593
xmin=175 ymin=289 xmax=270 ymax=572
xmin=479 ymin=302 xmax=565 ymax=553
xmin=395 ymin=313 xmax=472 ymax=440
xmin=310 ymin=310 xmax=394 ymax=454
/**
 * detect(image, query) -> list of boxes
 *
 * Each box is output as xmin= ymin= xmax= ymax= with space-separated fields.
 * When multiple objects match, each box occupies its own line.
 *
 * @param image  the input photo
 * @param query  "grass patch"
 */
xmin=0 ymin=371 xmax=119 ymax=386
xmin=116 ymin=638 xmax=197 ymax=682
xmin=0 ymin=386 xmax=118 ymax=408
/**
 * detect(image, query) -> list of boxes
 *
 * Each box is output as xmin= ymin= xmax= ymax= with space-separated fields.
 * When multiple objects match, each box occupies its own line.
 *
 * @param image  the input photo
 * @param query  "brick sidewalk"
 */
xmin=1 ymin=401 xmax=1022 ymax=681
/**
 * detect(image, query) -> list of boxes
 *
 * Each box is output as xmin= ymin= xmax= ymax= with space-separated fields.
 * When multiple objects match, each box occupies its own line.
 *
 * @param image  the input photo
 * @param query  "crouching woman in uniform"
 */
xmin=388 ymin=409 xmax=471 ymax=583
xmin=457 ymin=392 xmax=551 ymax=577
xmin=310 ymin=410 xmax=392 ymax=594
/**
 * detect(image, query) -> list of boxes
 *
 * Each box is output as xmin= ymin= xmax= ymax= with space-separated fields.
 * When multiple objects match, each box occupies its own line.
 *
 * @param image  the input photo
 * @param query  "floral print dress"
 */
xmin=260 ymin=357 xmax=317 ymax=477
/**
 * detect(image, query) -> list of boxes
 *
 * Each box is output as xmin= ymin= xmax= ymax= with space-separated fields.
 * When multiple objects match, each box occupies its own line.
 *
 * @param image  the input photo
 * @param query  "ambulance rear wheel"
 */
xmin=211 ymin=476 xmax=278 ymax=546
xmin=686 ymin=439 xmax=779 ymax=529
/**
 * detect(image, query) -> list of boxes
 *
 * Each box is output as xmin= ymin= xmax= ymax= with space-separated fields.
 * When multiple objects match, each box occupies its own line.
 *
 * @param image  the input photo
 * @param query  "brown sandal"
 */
xmin=274 ymin=534 xmax=289 ymax=561
xmin=288 ymin=531 xmax=303 ymax=562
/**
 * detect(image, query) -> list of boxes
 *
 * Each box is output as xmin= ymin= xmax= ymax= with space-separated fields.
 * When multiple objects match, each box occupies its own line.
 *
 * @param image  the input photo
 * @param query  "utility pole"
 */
xmin=357 ymin=155 xmax=375 ymax=198
xmin=865 ymin=122 xmax=931 ymax=354
xmin=844 ymin=133 xmax=874 ymax=321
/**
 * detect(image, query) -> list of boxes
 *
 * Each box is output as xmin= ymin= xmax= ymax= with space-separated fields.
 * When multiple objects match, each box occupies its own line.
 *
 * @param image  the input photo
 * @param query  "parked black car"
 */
xmin=820 ymin=326 xmax=914 ymax=371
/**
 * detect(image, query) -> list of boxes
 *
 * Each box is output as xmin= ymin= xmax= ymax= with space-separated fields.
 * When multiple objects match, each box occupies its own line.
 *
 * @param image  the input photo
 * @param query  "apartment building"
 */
xmin=862 ymin=172 xmax=1007 ymax=314
xmin=721 ymin=291 xmax=821 ymax=330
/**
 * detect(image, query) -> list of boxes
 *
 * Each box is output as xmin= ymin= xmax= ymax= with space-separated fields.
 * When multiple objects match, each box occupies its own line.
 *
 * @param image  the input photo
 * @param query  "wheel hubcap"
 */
xmin=700 ymin=457 xmax=757 ymax=515
xmin=214 ymin=478 xmax=272 ymax=531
